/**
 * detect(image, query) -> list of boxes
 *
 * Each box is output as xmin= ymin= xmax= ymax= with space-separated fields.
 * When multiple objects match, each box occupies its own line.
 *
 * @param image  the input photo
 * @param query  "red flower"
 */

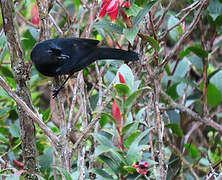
xmin=133 ymin=161 xmax=149 ymax=175
xmin=122 ymin=1 xmax=130 ymax=8
xmin=98 ymin=0 xmax=131 ymax=22
xmin=118 ymin=72 xmax=126 ymax=84
xmin=31 ymin=4 xmax=39 ymax=25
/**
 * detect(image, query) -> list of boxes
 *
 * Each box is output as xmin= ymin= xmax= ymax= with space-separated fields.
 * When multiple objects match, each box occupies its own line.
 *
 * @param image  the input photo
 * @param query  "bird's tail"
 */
xmin=96 ymin=48 xmax=139 ymax=61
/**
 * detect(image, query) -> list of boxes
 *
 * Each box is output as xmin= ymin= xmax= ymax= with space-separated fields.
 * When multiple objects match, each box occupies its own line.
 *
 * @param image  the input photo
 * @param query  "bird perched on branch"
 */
xmin=31 ymin=37 xmax=139 ymax=98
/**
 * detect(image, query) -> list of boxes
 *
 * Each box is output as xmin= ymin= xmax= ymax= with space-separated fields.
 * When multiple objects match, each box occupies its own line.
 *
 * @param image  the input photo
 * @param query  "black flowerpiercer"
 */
xmin=31 ymin=37 xmax=139 ymax=98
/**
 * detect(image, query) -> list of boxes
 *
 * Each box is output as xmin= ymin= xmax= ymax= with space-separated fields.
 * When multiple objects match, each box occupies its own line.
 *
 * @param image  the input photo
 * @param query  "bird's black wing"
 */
xmin=54 ymin=38 xmax=99 ymax=75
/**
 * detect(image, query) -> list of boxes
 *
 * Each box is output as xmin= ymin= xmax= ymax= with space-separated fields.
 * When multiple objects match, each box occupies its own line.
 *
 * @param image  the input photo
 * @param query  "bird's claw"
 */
xmin=52 ymin=88 xmax=60 ymax=98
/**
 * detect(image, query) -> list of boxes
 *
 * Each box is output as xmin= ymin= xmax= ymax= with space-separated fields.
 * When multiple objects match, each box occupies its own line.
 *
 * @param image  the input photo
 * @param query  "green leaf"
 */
xmin=188 ymin=55 xmax=203 ymax=72
xmin=0 ymin=66 xmax=13 ymax=78
xmin=73 ymin=0 xmax=81 ymax=6
xmin=124 ymin=131 xmax=140 ymax=149
xmin=177 ymin=24 xmax=183 ymax=36
xmin=30 ymin=74 xmax=39 ymax=87
xmin=135 ymin=107 xmax=146 ymax=121
xmin=9 ymin=123 xmax=20 ymax=138
xmin=126 ymin=128 xmax=152 ymax=164
xmin=100 ymin=113 xmax=117 ymax=127
xmin=123 ymin=28 xmax=139 ymax=44
xmin=114 ymin=83 xmax=131 ymax=96
xmin=99 ymin=155 xmax=119 ymax=174
xmin=166 ymin=83 xmax=179 ymax=100
xmin=124 ymin=166 xmax=136 ymax=173
xmin=0 ymin=134 xmax=8 ymax=143
xmin=132 ymin=1 xmax=158 ymax=26
xmin=109 ymin=149 xmax=127 ymax=165
xmin=176 ymin=82 xmax=192 ymax=97
xmin=126 ymin=144 xmax=149 ymax=165
xmin=117 ymin=64 xmax=134 ymax=90
xmin=124 ymin=4 xmax=141 ymax=17
xmin=168 ymin=16 xmax=180 ymax=41
xmin=207 ymin=0 xmax=222 ymax=20
xmin=89 ymin=93 xmax=99 ymax=110
xmin=173 ymin=58 xmax=189 ymax=78
xmin=179 ymin=48 xmax=191 ymax=59
xmin=56 ymin=167 xmax=72 ymax=180
xmin=184 ymin=144 xmax=199 ymax=159
xmin=122 ymin=122 xmax=139 ymax=134
xmin=125 ymin=87 xmax=151 ymax=109
xmin=0 ymin=107 xmax=11 ymax=117
xmin=95 ymin=145 xmax=112 ymax=157
xmin=43 ymin=108 xmax=50 ymax=121
xmin=187 ymin=44 xmax=208 ymax=58
xmin=39 ymin=147 xmax=53 ymax=172
xmin=165 ymin=76 xmax=198 ymax=88
xmin=100 ymin=114 xmax=109 ymax=128
xmin=92 ymin=133 xmax=116 ymax=149
xmin=165 ymin=123 xmax=184 ymax=137
xmin=22 ymin=29 xmax=36 ymax=50
xmin=93 ymin=20 xmax=123 ymax=34
xmin=199 ymin=158 xmax=209 ymax=166
xmin=206 ymin=83 xmax=221 ymax=107
xmin=138 ymin=33 xmax=160 ymax=51
xmin=94 ymin=168 xmax=113 ymax=179
xmin=134 ymin=0 xmax=148 ymax=6
xmin=210 ymin=70 xmax=222 ymax=96
xmin=28 ymin=26 xmax=39 ymax=41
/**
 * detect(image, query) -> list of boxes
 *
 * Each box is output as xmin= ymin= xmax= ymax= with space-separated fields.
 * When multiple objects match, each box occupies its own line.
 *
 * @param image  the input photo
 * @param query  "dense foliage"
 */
xmin=0 ymin=0 xmax=222 ymax=179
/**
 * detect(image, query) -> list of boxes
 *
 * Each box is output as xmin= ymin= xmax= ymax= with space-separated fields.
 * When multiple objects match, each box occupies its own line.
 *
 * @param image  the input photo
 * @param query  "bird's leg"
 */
xmin=52 ymin=74 xmax=73 ymax=98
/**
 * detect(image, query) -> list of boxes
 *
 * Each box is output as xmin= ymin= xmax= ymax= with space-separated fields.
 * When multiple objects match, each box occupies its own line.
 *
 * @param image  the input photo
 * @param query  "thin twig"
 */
xmin=155 ymin=0 xmax=208 ymax=74
xmin=199 ymin=18 xmax=208 ymax=116
xmin=159 ymin=1 xmax=201 ymax=41
xmin=176 ymin=0 xmax=200 ymax=17
xmin=56 ymin=0 xmax=72 ymax=22
xmin=155 ymin=0 xmax=174 ymax=30
xmin=49 ymin=14 xmax=63 ymax=36
xmin=71 ymin=75 xmax=115 ymax=152
xmin=76 ymin=2 xmax=87 ymax=37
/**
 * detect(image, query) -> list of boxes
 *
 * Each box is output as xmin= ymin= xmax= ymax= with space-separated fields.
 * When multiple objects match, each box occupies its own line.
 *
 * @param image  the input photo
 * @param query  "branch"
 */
xmin=72 ymin=89 xmax=113 ymax=151
xmin=160 ymin=89 xmax=222 ymax=132
xmin=148 ymin=0 xmax=209 ymax=83
xmin=0 ymin=76 xmax=60 ymax=147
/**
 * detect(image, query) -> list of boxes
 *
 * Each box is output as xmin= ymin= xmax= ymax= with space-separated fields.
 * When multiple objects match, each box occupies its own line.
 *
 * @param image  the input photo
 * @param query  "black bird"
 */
xmin=31 ymin=37 xmax=139 ymax=98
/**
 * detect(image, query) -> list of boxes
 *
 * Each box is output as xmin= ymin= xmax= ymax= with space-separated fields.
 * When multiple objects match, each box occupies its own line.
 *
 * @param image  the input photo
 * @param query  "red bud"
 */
xmin=118 ymin=72 xmax=126 ymax=84
xmin=112 ymin=100 xmax=122 ymax=129
xmin=31 ymin=4 xmax=39 ymax=25
xmin=13 ymin=160 xmax=24 ymax=168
